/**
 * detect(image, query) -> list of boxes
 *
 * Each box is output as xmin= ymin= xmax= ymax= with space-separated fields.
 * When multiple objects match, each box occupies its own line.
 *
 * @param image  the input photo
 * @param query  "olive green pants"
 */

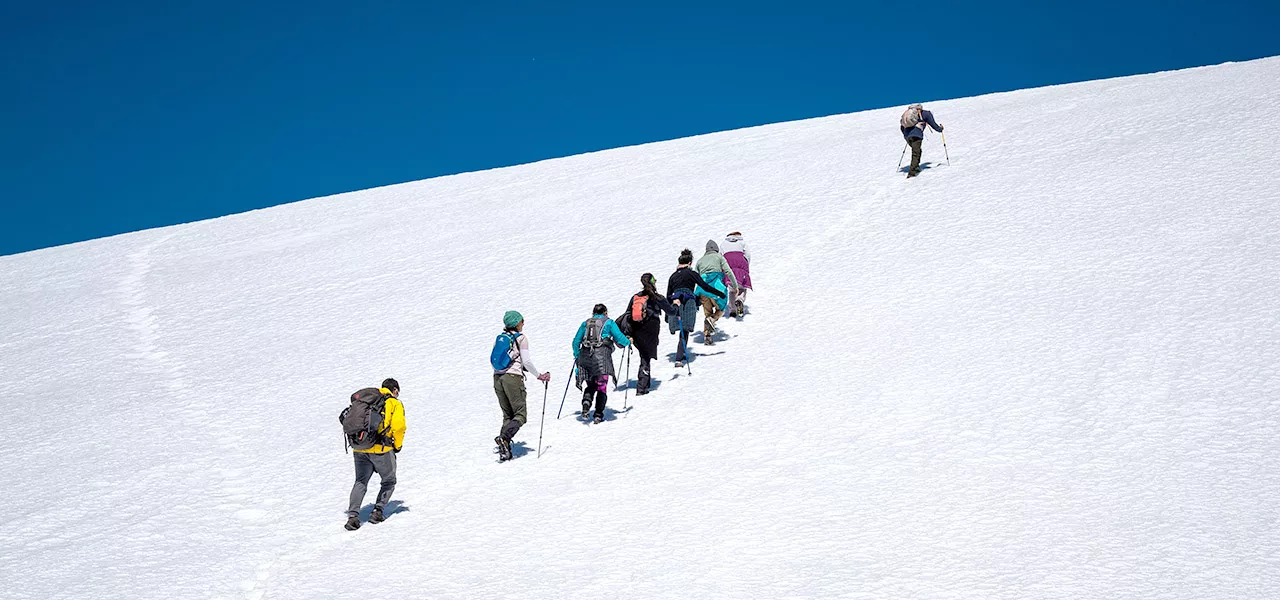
xmin=494 ymin=373 xmax=527 ymax=441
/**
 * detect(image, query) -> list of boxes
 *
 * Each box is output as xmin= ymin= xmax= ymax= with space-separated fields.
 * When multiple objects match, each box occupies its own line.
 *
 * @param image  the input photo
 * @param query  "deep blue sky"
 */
xmin=2 ymin=1 xmax=1277 ymax=256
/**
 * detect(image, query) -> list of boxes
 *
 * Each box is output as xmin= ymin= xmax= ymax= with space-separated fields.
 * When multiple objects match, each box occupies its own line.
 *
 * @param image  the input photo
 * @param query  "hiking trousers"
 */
xmin=700 ymin=295 xmax=723 ymax=339
xmin=494 ymin=373 xmax=527 ymax=441
xmin=348 ymin=450 xmax=396 ymax=517
xmin=908 ymin=137 xmax=923 ymax=175
xmin=582 ymin=375 xmax=608 ymax=419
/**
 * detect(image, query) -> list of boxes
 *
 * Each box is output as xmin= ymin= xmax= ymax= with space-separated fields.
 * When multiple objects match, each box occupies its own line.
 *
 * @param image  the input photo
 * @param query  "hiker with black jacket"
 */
xmin=618 ymin=273 xmax=677 ymax=395
xmin=667 ymin=249 xmax=726 ymax=367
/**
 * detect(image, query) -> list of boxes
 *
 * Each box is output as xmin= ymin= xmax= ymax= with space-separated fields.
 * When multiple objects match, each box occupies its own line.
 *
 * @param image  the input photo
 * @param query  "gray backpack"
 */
xmin=581 ymin=317 xmax=607 ymax=349
xmin=901 ymin=105 xmax=923 ymax=129
xmin=339 ymin=388 xmax=392 ymax=451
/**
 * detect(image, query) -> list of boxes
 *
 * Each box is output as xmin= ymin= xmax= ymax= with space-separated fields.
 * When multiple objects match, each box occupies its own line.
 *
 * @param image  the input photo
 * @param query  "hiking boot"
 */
xmin=674 ymin=361 xmax=684 ymax=368
xmin=735 ymin=299 xmax=744 ymax=316
xmin=593 ymin=414 xmax=604 ymax=424
xmin=344 ymin=516 xmax=361 ymax=531
xmin=704 ymin=336 xmax=715 ymax=346
xmin=369 ymin=508 xmax=386 ymax=524
xmin=495 ymin=436 xmax=512 ymax=461
xmin=582 ymin=399 xmax=592 ymax=416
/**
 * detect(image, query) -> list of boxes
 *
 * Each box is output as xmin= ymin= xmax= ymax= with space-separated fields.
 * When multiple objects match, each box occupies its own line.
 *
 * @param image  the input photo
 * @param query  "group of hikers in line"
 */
xmin=338 ymin=103 xmax=946 ymax=530
xmin=492 ymin=232 xmax=754 ymax=458
xmin=338 ymin=232 xmax=752 ymax=530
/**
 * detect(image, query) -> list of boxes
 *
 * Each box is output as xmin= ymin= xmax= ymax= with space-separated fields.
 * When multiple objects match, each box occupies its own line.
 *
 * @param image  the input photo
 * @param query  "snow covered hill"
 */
xmin=2 ymin=57 xmax=1279 ymax=600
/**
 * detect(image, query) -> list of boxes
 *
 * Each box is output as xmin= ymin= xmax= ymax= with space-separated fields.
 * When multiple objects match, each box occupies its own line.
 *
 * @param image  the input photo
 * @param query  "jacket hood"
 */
xmin=725 ymin=233 xmax=743 ymax=243
xmin=705 ymin=240 xmax=719 ymax=253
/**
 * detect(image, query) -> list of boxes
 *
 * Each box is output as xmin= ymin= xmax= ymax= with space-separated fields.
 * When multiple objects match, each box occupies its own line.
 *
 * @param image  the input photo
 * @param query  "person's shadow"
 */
xmin=898 ymin=161 xmax=935 ymax=173
xmin=357 ymin=500 xmax=409 ymax=521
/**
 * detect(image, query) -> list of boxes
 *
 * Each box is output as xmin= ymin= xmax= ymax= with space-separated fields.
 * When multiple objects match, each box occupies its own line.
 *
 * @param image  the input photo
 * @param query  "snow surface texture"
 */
xmin=3 ymin=58 xmax=1279 ymax=600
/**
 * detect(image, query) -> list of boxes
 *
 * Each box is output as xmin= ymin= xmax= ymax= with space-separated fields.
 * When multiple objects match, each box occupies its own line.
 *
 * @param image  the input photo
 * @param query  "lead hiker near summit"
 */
xmin=901 ymin=103 xmax=944 ymax=178
xmin=491 ymin=311 xmax=551 ymax=462
xmin=573 ymin=304 xmax=631 ymax=423
xmin=340 ymin=378 xmax=406 ymax=531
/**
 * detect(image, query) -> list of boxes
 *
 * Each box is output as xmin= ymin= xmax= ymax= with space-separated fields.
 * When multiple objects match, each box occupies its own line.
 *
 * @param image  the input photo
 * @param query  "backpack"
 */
xmin=581 ymin=317 xmax=607 ymax=349
xmin=490 ymin=331 xmax=522 ymax=370
xmin=630 ymin=294 xmax=649 ymax=322
xmin=901 ymin=106 xmax=922 ymax=129
xmin=339 ymin=387 xmax=392 ymax=451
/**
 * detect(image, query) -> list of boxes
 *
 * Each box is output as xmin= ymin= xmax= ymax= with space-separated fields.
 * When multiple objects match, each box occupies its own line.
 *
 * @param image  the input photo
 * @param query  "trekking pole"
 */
xmin=624 ymin=345 xmax=633 ymax=407
xmin=896 ymin=141 xmax=908 ymax=172
xmin=537 ymin=381 xmax=548 ymax=458
xmin=556 ymin=361 xmax=576 ymax=419
xmin=941 ymin=132 xmax=951 ymax=166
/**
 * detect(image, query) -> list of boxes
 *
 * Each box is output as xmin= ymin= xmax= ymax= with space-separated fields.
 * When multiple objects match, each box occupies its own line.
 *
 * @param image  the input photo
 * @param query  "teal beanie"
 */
xmin=503 ymin=310 xmax=524 ymax=329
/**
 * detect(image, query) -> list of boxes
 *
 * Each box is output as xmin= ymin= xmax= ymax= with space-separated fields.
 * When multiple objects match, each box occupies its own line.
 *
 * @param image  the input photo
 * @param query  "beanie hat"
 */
xmin=502 ymin=310 xmax=523 ymax=329
xmin=706 ymin=239 xmax=719 ymax=253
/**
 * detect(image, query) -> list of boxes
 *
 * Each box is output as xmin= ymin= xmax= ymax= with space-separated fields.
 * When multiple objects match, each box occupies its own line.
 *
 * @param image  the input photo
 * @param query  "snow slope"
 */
xmin=2 ymin=57 xmax=1279 ymax=600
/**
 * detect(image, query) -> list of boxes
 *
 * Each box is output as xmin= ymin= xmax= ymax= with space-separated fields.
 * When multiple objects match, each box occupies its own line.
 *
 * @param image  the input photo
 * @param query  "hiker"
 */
xmin=721 ymin=232 xmax=752 ymax=318
xmin=343 ymin=378 xmax=406 ymax=531
xmin=572 ymin=304 xmax=631 ymax=423
xmin=900 ymin=103 xmax=944 ymax=178
xmin=618 ymin=273 xmax=677 ymax=395
xmin=695 ymin=240 xmax=738 ymax=345
xmin=491 ymin=310 xmax=551 ymax=462
xmin=667 ymin=249 xmax=726 ymax=366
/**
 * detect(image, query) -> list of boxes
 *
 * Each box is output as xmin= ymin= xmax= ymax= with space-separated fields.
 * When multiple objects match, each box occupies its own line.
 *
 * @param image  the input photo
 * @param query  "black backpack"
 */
xmin=339 ymin=387 xmax=392 ymax=451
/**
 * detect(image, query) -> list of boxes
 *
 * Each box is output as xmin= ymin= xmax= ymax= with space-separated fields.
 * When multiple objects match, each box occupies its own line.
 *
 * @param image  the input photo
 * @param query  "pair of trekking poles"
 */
xmin=896 ymin=131 xmax=951 ymax=172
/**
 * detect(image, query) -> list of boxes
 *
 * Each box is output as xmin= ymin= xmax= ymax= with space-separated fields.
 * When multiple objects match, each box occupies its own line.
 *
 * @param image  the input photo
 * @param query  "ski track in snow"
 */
xmin=2 ymin=58 xmax=1280 ymax=600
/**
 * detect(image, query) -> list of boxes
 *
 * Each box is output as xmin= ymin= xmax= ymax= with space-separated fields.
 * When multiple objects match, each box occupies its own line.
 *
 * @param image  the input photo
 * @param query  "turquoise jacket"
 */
xmin=572 ymin=314 xmax=632 ymax=358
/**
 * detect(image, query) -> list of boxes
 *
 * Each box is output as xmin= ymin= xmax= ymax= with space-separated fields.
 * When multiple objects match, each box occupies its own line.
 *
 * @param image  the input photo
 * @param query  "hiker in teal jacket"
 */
xmin=695 ymin=240 xmax=738 ymax=344
xmin=572 ymin=304 xmax=631 ymax=423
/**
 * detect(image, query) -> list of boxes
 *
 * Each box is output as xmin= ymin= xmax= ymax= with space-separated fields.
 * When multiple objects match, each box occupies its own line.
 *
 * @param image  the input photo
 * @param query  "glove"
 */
xmin=575 ymin=377 xmax=584 ymax=391
xmin=393 ymin=447 xmax=401 ymax=454
xmin=537 ymin=372 xmax=551 ymax=383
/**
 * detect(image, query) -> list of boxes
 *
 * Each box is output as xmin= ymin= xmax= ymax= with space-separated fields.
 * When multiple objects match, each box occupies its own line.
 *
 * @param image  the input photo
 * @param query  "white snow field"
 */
xmin=3 ymin=57 xmax=1280 ymax=600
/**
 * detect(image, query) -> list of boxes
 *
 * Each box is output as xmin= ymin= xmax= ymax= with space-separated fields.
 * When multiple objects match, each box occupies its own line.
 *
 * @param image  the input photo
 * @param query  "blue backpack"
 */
xmin=490 ymin=332 xmax=522 ymax=370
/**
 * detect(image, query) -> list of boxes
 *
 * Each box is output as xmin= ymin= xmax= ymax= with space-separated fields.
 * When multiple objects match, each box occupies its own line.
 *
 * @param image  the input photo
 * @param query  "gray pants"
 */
xmin=347 ymin=451 xmax=396 ymax=517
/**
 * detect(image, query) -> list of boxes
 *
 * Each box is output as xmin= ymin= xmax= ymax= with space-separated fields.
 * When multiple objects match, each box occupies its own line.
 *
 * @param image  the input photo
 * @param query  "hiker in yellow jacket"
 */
xmin=345 ymin=378 xmax=406 ymax=530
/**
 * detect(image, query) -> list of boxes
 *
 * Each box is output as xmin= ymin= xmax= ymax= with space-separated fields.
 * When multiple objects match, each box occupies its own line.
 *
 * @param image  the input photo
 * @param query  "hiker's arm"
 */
xmin=571 ymin=323 xmax=586 ymax=358
xmin=925 ymin=111 xmax=943 ymax=132
xmin=519 ymin=336 xmax=543 ymax=378
xmin=606 ymin=320 xmax=631 ymax=347
xmin=694 ymin=274 xmax=726 ymax=298
xmin=390 ymin=401 xmax=406 ymax=451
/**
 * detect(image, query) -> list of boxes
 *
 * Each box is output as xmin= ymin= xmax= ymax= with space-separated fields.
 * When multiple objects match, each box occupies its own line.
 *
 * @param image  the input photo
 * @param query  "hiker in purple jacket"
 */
xmin=721 ymin=231 xmax=752 ymax=317
xmin=900 ymin=104 xmax=944 ymax=178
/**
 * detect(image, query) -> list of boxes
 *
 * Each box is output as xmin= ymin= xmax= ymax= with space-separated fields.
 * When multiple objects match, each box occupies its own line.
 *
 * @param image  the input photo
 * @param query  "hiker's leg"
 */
xmin=909 ymin=138 xmax=923 ymax=174
xmin=371 ymin=451 xmax=397 ymax=510
xmin=347 ymin=452 xmax=375 ymax=517
xmin=637 ymin=355 xmax=652 ymax=392
xmin=593 ymin=376 xmax=609 ymax=417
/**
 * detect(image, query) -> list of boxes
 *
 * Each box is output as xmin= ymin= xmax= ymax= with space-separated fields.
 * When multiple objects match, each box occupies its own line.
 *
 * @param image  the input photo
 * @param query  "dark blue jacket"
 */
xmin=902 ymin=109 xmax=943 ymax=141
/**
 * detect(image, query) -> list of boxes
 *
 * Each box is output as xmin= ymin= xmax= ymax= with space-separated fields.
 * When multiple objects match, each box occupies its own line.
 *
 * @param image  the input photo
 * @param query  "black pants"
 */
xmin=637 ymin=356 xmax=652 ymax=393
xmin=582 ymin=375 xmax=608 ymax=418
